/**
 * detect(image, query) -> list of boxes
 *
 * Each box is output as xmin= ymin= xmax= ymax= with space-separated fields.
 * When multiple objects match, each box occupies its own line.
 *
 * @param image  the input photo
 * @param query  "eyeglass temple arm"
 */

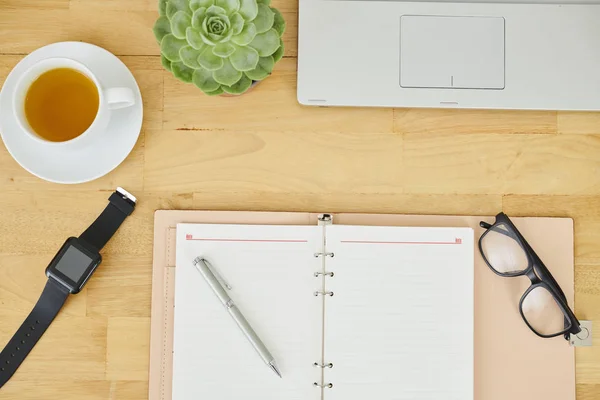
xmin=528 ymin=249 xmax=582 ymax=337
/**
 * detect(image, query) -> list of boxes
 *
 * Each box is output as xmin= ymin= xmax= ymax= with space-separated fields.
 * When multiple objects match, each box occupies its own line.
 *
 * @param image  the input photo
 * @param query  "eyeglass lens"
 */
xmin=521 ymin=286 xmax=569 ymax=336
xmin=480 ymin=223 xmax=528 ymax=274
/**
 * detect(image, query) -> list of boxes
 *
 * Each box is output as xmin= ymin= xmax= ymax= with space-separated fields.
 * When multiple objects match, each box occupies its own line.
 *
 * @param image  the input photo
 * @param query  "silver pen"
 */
xmin=192 ymin=257 xmax=282 ymax=378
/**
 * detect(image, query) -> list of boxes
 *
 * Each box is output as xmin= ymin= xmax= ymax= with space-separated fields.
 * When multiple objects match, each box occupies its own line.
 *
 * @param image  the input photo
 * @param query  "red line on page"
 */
xmin=341 ymin=238 xmax=462 ymax=245
xmin=185 ymin=236 xmax=308 ymax=243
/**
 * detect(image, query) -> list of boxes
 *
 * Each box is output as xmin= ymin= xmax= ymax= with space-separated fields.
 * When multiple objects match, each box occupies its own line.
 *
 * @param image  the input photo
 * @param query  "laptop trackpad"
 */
xmin=400 ymin=15 xmax=505 ymax=89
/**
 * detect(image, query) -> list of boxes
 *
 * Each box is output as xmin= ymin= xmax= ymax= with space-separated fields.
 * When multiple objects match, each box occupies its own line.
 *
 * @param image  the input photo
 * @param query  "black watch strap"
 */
xmin=0 ymin=279 xmax=69 ymax=388
xmin=79 ymin=189 xmax=136 ymax=252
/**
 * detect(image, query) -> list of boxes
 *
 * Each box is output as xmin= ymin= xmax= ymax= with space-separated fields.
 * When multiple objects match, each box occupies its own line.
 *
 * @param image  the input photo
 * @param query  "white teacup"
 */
xmin=12 ymin=57 xmax=135 ymax=148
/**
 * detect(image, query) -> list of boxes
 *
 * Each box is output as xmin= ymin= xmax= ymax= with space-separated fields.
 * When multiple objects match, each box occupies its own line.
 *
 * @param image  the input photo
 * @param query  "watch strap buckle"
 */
xmin=110 ymin=187 xmax=136 ymax=216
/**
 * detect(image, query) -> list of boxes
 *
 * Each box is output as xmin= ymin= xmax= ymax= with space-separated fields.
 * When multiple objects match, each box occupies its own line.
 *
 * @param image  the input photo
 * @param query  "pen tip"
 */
xmin=269 ymin=361 xmax=282 ymax=378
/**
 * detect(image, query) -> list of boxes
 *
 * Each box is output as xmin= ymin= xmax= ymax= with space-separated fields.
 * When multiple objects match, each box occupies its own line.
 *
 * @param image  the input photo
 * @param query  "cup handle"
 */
xmin=105 ymin=87 xmax=136 ymax=110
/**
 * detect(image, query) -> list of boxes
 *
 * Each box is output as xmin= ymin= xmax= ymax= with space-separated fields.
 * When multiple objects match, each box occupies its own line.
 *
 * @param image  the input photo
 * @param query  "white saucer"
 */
xmin=0 ymin=42 xmax=143 ymax=184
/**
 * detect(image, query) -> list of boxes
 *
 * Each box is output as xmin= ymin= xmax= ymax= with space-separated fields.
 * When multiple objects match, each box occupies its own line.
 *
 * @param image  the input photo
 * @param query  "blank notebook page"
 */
xmin=325 ymin=225 xmax=474 ymax=400
xmin=173 ymin=224 xmax=322 ymax=400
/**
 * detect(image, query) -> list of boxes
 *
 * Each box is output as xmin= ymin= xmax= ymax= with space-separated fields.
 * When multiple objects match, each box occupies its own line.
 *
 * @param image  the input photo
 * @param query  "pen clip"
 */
xmin=194 ymin=257 xmax=232 ymax=290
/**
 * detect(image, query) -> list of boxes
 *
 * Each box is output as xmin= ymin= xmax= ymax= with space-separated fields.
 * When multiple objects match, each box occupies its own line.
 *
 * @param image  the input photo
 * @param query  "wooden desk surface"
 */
xmin=0 ymin=0 xmax=599 ymax=398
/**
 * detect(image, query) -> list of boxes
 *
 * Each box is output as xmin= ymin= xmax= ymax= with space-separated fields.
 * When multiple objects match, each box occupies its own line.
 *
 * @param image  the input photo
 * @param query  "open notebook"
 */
xmin=173 ymin=217 xmax=474 ymax=400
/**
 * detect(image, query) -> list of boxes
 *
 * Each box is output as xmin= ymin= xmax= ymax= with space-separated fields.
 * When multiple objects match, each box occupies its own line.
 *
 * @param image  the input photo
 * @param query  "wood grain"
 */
xmin=0 ymin=381 xmax=111 ymax=400
xmin=162 ymin=59 xmax=392 ymax=133
xmin=0 ymin=0 xmax=70 ymax=10
xmin=0 ymin=316 xmax=108 ymax=380
xmin=0 ymin=0 xmax=598 ymax=398
xmin=559 ymin=112 xmax=600 ymax=135
xmin=394 ymin=108 xmax=558 ymax=135
xmin=106 ymin=318 xmax=151 ymax=381
xmin=191 ymin=192 xmax=503 ymax=215
xmin=403 ymin=133 xmax=600 ymax=195
xmin=0 ymin=254 xmax=87 ymax=317
xmin=144 ymin=129 xmax=403 ymax=192
xmin=503 ymin=195 xmax=600 ymax=263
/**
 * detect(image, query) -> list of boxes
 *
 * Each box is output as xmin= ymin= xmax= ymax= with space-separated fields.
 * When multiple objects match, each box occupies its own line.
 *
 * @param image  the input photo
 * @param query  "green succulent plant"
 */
xmin=154 ymin=0 xmax=285 ymax=96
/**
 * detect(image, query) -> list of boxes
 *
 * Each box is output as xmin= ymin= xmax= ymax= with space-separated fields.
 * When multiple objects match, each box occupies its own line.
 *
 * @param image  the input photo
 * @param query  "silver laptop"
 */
xmin=297 ymin=0 xmax=600 ymax=110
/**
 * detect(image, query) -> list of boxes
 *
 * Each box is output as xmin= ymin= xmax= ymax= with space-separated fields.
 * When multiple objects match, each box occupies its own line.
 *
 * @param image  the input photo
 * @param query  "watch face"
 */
xmin=55 ymin=246 xmax=94 ymax=282
xmin=46 ymin=238 xmax=101 ymax=294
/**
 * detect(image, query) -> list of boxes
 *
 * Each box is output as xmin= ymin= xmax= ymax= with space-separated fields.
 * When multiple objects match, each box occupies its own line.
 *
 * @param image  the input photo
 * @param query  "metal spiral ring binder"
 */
xmin=314 ymin=214 xmax=334 ymax=390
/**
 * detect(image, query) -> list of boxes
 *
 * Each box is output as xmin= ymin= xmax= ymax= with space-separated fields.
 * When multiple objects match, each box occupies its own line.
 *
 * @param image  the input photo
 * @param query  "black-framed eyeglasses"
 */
xmin=478 ymin=212 xmax=581 ymax=340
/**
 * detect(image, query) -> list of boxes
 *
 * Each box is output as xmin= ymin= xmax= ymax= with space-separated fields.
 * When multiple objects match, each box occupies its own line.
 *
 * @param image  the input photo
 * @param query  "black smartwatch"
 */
xmin=0 ymin=188 xmax=136 ymax=389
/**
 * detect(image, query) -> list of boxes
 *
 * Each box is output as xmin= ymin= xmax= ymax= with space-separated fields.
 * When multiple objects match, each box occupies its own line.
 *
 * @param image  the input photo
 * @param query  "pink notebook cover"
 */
xmin=149 ymin=211 xmax=575 ymax=400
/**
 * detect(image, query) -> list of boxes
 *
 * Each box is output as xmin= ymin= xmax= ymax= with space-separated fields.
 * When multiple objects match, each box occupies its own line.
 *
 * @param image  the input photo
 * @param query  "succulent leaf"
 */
xmin=213 ymin=42 xmax=236 ymax=57
xmin=193 ymin=67 xmax=221 ymax=92
xmin=167 ymin=0 xmax=190 ymax=19
xmin=253 ymin=4 xmax=274 ymax=34
xmin=180 ymin=45 xmax=203 ymax=68
xmin=239 ymin=0 xmax=258 ymax=21
xmin=244 ymin=55 xmax=273 ymax=81
xmin=205 ymin=86 xmax=225 ymax=96
xmin=213 ymin=58 xmax=242 ymax=86
xmin=171 ymin=61 xmax=195 ymax=82
xmin=206 ymin=5 xmax=227 ymax=15
xmin=157 ymin=0 xmax=285 ymax=95
xmin=186 ymin=27 xmax=205 ymax=49
xmin=230 ymin=12 xmax=244 ymax=35
xmin=159 ymin=0 xmax=168 ymax=15
xmin=272 ymin=8 xmax=285 ymax=36
xmin=249 ymin=28 xmax=279 ymax=56
xmin=198 ymin=45 xmax=225 ymax=70
xmin=161 ymin=55 xmax=173 ymax=72
xmin=171 ymin=11 xmax=192 ymax=39
xmin=154 ymin=16 xmax=172 ymax=43
xmin=208 ymin=32 xmax=222 ymax=42
xmin=272 ymin=39 xmax=284 ymax=62
xmin=220 ymin=28 xmax=234 ymax=43
xmin=231 ymin=22 xmax=256 ymax=46
xmin=229 ymin=45 xmax=259 ymax=71
xmin=200 ymin=32 xmax=217 ymax=46
xmin=216 ymin=0 xmax=240 ymax=13
xmin=222 ymin=74 xmax=252 ymax=94
xmin=191 ymin=7 xmax=207 ymax=29
xmin=190 ymin=0 xmax=213 ymax=11
xmin=161 ymin=34 xmax=188 ymax=62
